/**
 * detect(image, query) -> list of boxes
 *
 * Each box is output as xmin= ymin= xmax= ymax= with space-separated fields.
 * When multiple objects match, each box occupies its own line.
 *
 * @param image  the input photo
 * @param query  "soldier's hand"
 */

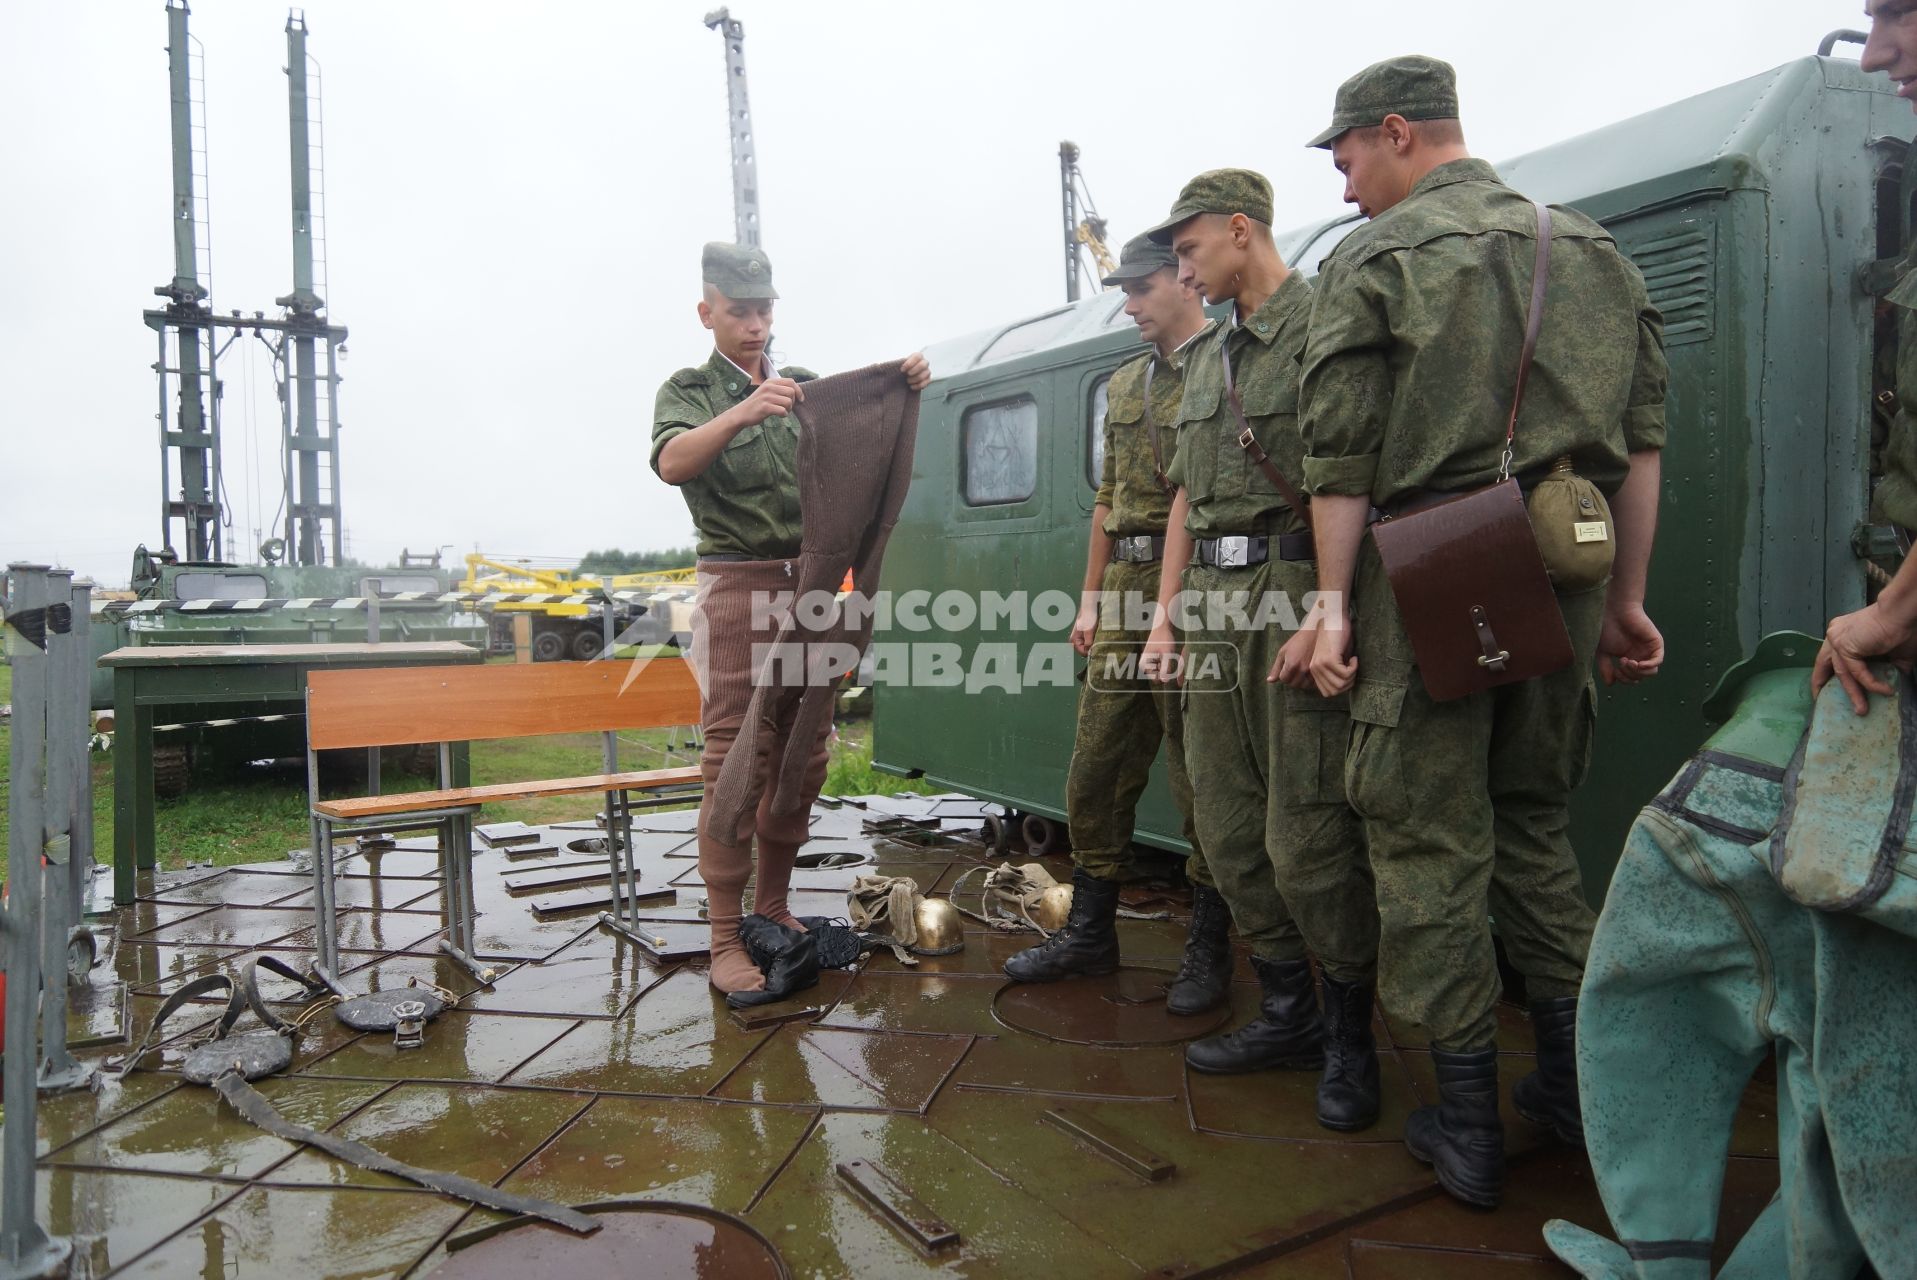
xmin=1813 ymin=602 xmax=1915 ymax=714
xmin=1139 ymin=627 xmax=1184 ymax=685
xmin=740 ymin=377 xmax=803 ymax=425
xmin=1596 ymin=601 xmax=1664 ymax=687
xmin=1308 ymin=616 xmax=1358 ymax=698
xmin=900 ymin=353 xmax=932 ymax=391
xmin=1070 ymin=598 xmax=1099 ymax=656
xmin=1269 ymin=622 xmax=1320 ymax=689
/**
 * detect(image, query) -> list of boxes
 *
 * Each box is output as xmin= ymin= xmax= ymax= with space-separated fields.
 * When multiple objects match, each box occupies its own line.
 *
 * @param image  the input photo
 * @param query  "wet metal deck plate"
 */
xmin=30 ymin=802 xmax=1783 ymax=1277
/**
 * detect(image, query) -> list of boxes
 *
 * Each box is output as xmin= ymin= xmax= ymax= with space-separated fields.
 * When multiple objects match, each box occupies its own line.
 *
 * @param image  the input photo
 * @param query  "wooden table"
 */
xmin=97 ymin=642 xmax=484 ymax=904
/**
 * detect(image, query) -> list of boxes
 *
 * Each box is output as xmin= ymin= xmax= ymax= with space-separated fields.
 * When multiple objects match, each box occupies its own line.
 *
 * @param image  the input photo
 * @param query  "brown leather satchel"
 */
xmin=1369 ymin=202 xmax=1573 ymax=702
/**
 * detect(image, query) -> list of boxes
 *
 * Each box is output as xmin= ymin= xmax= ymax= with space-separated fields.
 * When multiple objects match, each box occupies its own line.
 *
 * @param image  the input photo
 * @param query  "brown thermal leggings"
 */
xmin=691 ymin=559 xmax=833 ymax=992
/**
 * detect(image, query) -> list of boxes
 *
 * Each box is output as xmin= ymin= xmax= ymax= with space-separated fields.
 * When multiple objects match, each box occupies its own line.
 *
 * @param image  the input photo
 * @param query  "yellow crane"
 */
xmin=1059 ymin=141 xmax=1117 ymax=301
xmin=459 ymin=554 xmax=696 ymax=661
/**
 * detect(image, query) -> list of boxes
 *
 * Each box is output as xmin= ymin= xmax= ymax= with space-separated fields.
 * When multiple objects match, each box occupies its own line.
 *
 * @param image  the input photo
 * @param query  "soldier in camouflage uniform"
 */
xmin=1821 ymin=17 xmax=1917 ymax=705
xmin=652 ymin=242 xmax=931 ymax=995
xmin=1295 ymin=58 xmax=1669 ymax=1206
xmin=1004 ymin=235 xmax=1234 ymax=1015
xmin=1135 ymin=170 xmax=1382 ymax=1133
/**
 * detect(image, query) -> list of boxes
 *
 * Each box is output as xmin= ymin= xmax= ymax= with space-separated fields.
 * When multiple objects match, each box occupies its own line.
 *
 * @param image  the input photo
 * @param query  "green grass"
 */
xmin=0 ymin=658 xmax=927 ymax=883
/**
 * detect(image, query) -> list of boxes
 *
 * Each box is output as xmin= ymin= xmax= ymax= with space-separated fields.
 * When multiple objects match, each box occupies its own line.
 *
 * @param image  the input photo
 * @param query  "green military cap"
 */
xmin=1307 ymin=54 xmax=1459 ymax=149
xmin=702 ymin=240 xmax=779 ymax=300
xmin=1144 ymin=168 xmax=1274 ymax=244
xmin=1101 ymin=233 xmax=1179 ymax=285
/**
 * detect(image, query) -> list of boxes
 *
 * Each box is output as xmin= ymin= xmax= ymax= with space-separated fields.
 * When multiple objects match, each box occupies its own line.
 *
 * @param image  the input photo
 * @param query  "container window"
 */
xmin=172 ymin=572 xmax=270 ymax=601
xmin=962 ymin=397 xmax=1039 ymax=506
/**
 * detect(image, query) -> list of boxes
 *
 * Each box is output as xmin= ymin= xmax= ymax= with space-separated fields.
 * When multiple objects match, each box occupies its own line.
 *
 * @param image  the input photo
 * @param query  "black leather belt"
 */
xmin=698 ymin=553 xmax=763 ymax=563
xmin=1111 ymin=535 xmax=1166 ymax=563
xmin=1194 ymin=532 xmax=1315 ymax=567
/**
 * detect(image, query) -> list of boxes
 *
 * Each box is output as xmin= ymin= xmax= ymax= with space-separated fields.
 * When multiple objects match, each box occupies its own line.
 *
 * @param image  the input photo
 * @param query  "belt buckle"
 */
xmin=1236 ymin=427 xmax=1257 ymax=451
xmin=1119 ymin=536 xmax=1144 ymax=560
xmin=1217 ymin=537 xmax=1248 ymax=568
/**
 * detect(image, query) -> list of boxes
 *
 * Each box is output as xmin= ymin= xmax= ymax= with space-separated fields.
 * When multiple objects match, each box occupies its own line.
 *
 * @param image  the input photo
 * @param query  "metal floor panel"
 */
xmin=19 ymin=808 xmax=1783 ymax=1278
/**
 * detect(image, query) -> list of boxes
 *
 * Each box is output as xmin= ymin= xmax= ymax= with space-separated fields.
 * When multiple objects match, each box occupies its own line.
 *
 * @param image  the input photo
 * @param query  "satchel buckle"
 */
xmin=1236 ymin=427 xmax=1258 ymax=454
xmin=1470 ymin=605 xmax=1510 ymax=673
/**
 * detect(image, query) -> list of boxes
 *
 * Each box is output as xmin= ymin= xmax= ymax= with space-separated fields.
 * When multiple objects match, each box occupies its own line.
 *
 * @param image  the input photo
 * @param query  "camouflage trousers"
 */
xmin=1344 ymin=537 xmax=1601 ymax=1051
xmin=1178 ymin=558 xmax=1378 ymax=981
xmin=1066 ymin=557 xmax=1211 ymax=888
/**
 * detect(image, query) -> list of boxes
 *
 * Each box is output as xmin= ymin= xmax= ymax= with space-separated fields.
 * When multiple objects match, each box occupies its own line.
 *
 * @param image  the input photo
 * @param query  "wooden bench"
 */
xmin=302 ymin=657 xmax=703 ymax=988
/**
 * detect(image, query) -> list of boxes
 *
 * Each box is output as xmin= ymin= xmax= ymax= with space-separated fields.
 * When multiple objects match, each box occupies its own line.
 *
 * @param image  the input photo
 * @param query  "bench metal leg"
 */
xmin=437 ymin=811 xmax=495 ymax=986
xmin=597 ymin=788 xmax=650 ymax=944
xmin=313 ymin=815 xmax=344 ymax=993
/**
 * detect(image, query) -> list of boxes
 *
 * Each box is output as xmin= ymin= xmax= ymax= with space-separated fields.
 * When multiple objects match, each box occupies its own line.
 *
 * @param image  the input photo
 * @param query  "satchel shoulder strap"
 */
xmin=1141 ymin=358 xmax=1174 ymax=496
xmin=1500 ymin=202 xmax=1553 ymax=482
xmin=1222 ymin=336 xmax=1315 ymax=533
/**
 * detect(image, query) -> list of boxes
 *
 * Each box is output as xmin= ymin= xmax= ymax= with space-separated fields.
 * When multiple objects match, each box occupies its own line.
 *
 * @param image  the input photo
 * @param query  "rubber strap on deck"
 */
xmin=212 ymin=1073 xmax=601 ymax=1235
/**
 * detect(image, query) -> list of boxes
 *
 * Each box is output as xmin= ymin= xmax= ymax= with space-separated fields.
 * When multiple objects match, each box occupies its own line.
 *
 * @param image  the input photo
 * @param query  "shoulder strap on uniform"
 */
xmin=1223 ymin=338 xmax=1314 ymax=533
xmin=1498 ymin=202 xmax=1553 ymax=482
xmin=667 ymin=366 xmax=712 ymax=389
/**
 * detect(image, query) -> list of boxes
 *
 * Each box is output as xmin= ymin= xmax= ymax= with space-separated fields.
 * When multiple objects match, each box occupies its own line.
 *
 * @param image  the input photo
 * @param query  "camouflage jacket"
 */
xmin=1095 ymin=321 xmax=1213 ymax=536
xmin=1169 ymin=273 xmax=1314 ymax=540
xmin=650 ymin=349 xmax=817 ymax=559
xmin=1299 ymin=158 xmax=1668 ymax=508
xmin=1875 ymin=263 xmax=1917 ymax=531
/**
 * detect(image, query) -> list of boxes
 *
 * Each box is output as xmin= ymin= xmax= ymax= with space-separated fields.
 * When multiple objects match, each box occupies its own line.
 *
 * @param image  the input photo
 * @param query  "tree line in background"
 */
xmin=576 ymin=547 xmax=699 ymax=575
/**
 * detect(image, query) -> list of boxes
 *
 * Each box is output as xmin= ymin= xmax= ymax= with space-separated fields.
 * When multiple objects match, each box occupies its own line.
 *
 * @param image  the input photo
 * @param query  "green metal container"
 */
xmin=874 ymin=54 xmax=1913 ymax=899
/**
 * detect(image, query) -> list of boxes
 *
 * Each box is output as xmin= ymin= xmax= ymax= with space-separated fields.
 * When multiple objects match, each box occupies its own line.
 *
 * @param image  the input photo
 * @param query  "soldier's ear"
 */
xmin=1381 ymin=114 xmax=1414 ymax=155
xmin=697 ymin=299 xmax=715 ymax=329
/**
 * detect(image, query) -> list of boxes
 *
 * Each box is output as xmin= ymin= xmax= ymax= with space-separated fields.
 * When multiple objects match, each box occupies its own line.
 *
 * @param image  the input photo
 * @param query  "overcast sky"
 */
xmin=1 ymin=1 xmax=1868 ymax=586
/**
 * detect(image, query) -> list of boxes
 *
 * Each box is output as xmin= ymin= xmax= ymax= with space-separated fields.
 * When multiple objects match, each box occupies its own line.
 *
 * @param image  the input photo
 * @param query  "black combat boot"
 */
xmin=1165 ymin=884 xmax=1233 ymax=1015
xmin=1002 ymin=869 xmax=1121 ymax=982
xmin=1316 ymin=974 xmax=1381 ymax=1131
xmin=1184 ymin=956 xmax=1324 ymax=1073
xmin=1404 ymin=1046 xmax=1505 ymax=1209
xmin=1512 ymin=996 xmax=1583 ymax=1146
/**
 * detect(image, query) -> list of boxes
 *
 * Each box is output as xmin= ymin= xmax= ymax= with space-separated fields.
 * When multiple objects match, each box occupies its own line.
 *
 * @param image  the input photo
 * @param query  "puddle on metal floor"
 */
xmin=30 ymin=800 xmax=1780 ymax=1277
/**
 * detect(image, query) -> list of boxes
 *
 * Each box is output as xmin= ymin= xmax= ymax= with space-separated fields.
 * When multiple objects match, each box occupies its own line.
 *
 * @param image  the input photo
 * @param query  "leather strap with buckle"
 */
xmin=1470 ymin=604 xmax=1510 ymax=673
xmin=1142 ymin=359 xmax=1176 ymax=497
xmin=1221 ymin=340 xmax=1314 ymax=533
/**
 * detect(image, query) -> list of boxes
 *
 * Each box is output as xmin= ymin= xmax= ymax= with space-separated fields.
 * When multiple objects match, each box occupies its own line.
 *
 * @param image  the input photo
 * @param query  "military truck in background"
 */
xmin=874 ymin=41 xmax=1913 ymax=898
xmin=90 ymin=544 xmax=486 ymax=795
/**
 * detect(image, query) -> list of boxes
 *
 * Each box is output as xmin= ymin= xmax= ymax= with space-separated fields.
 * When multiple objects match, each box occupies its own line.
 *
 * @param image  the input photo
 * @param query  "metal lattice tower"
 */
xmin=704 ymin=8 xmax=762 ymax=248
xmin=149 ymin=0 xmax=223 ymax=562
xmin=275 ymin=9 xmax=346 ymax=567
xmin=143 ymin=3 xmax=351 ymax=569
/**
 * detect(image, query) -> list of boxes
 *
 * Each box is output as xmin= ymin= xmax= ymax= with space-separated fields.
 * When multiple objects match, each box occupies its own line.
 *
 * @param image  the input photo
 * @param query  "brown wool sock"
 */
xmin=699 ymin=832 xmax=762 ymax=993
xmin=751 ymin=837 xmax=804 ymax=930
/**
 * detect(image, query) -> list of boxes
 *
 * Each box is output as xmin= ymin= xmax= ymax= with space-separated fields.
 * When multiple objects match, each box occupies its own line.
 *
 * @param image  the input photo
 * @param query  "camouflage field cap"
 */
xmin=1101 ymin=233 xmax=1179 ymax=285
xmin=1307 ymin=54 xmax=1460 ymax=149
xmin=1144 ymin=169 xmax=1275 ymax=244
xmin=702 ymin=241 xmax=779 ymax=300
